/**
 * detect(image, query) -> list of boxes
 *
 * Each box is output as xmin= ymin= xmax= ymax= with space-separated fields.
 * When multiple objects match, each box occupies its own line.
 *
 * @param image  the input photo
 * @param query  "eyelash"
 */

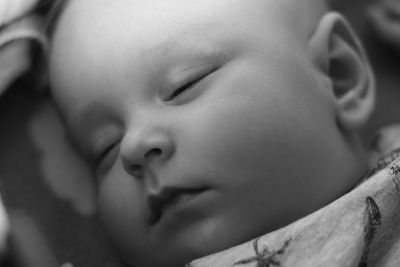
xmin=93 ymin=140 xmax=119 ymax=170
xmin=96 ymin=143 xmax=114 ymax=162
xmin=166 ymin=72 xmax=210 ymax=101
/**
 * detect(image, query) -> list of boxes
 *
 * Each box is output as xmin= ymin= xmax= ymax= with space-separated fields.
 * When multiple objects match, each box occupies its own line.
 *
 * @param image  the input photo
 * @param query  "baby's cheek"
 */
xmin=184 ymin=92 xmax=287 ymax=174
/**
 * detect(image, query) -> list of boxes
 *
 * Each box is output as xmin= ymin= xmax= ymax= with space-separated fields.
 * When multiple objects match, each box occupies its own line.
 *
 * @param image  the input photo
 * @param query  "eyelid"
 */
xmin=93 ymin=140 xmax=121 ymax=174
xmin=90 ymin=128 xmax=122 ymax=163
xmin=166 ymin=72 xmax=207 ymax=101
xmin=94 ymin=141 xmax=116 ymax=163
xmin=165 ymin=66 xmax=218 ymax=101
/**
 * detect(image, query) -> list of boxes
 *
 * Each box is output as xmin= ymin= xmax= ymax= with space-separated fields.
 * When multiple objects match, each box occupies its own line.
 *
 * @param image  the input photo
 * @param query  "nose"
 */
xmin=120 ymin=128 xmax=175 ymax=177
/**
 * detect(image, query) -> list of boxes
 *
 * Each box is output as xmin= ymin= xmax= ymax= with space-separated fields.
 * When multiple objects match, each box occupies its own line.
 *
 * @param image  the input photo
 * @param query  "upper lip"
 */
xmin=148 ymin=186 xmax=208 ymax=224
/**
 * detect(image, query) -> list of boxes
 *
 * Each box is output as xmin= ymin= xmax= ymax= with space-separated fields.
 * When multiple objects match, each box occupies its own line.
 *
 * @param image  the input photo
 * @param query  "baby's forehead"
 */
xmin=50 ymin=0 xmax=330 ymax=99
xmin=54 ymin=0 xmax=328 ymax=52
xmin=51 ymin=2 xmax=331 ymax=73
xmin=57 ymin=0 xmax=327 ymax=32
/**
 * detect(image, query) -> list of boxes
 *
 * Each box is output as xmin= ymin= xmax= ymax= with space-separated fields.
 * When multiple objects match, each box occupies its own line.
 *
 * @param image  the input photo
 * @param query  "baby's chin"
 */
xmin=122 ymin=211 xmax=282 ymax=267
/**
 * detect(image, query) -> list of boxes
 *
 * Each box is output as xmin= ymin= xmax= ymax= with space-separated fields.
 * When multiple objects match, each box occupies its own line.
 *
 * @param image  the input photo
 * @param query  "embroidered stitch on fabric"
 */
xmin=358 ymin=196 xmax=382 ymax=267
xmin=233 ymin=237 xmax=291 ymax=267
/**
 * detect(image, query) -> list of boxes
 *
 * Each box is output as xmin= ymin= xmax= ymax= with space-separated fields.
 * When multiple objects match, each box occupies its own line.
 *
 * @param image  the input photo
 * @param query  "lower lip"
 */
xmin=160 ymin=190 xmax=209 ymax=222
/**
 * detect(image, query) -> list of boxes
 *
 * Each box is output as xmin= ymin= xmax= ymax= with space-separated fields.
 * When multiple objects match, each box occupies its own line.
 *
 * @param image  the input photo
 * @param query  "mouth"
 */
xmin=148 ymin=187 xmax=209 ymax=225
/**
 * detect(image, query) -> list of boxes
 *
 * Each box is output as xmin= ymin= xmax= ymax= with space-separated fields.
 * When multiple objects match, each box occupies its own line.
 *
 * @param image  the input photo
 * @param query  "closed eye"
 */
xmin=93 ymin=141 xmax=120 ymax=172
xmin=166 ymin=72 xmax=211 ymax=101
xmin=96 ymin=143 xmax=115 ymax=164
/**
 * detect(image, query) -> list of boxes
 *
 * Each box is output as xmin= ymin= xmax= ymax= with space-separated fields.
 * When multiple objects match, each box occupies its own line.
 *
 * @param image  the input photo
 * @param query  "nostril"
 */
xmin=145 ymin=148 xmax=162 ymax=158
xmin=131 ymin=164 xmax=142 ymax=171
xmin=130 ymin=164 xmax=143 ymax=177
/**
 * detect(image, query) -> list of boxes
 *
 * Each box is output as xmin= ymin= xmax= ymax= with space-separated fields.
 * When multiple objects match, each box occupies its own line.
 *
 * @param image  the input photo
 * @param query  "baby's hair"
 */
xmin=44 ymin=0 xmax=70 ymax=36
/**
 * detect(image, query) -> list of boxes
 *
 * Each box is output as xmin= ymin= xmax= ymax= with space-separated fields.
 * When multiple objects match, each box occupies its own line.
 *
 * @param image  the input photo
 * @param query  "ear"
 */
xmin=308 ymin=12 xmax=375 ymax=131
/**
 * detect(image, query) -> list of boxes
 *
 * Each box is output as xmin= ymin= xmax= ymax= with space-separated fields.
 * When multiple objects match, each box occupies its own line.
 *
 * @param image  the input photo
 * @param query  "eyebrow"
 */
xmin=138 ymin=29 xmax=228 ymax=75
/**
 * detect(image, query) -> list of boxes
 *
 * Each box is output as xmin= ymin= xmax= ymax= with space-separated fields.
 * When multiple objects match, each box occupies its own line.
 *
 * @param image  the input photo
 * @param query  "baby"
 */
xmin=47 ymin=0 xmax=375 ymax=266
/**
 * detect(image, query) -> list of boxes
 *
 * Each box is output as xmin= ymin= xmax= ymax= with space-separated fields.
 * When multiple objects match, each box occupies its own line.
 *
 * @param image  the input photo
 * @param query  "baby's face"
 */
xmin=49 ymin=1 xmax=363 ymax=266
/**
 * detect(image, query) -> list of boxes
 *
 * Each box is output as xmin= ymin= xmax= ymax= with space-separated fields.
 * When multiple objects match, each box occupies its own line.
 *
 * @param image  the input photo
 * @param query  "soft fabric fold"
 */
xmin=0 ymin=0 xmax=46 ymax=96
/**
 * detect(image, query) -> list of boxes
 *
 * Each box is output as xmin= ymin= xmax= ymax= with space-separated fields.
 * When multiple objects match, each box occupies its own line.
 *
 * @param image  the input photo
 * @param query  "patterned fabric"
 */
xmin=190 ymin=126 xmax=400 ymax=267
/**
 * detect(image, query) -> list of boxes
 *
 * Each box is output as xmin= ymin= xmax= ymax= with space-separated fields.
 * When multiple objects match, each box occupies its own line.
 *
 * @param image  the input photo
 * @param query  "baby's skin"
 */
xmin=49 ymin=0 xmax=375 ymax=266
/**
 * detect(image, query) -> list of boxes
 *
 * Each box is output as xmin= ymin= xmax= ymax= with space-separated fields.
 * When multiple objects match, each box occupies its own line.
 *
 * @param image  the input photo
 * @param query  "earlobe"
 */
xmin=309 ymin=12 xmax=375 ymax=131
